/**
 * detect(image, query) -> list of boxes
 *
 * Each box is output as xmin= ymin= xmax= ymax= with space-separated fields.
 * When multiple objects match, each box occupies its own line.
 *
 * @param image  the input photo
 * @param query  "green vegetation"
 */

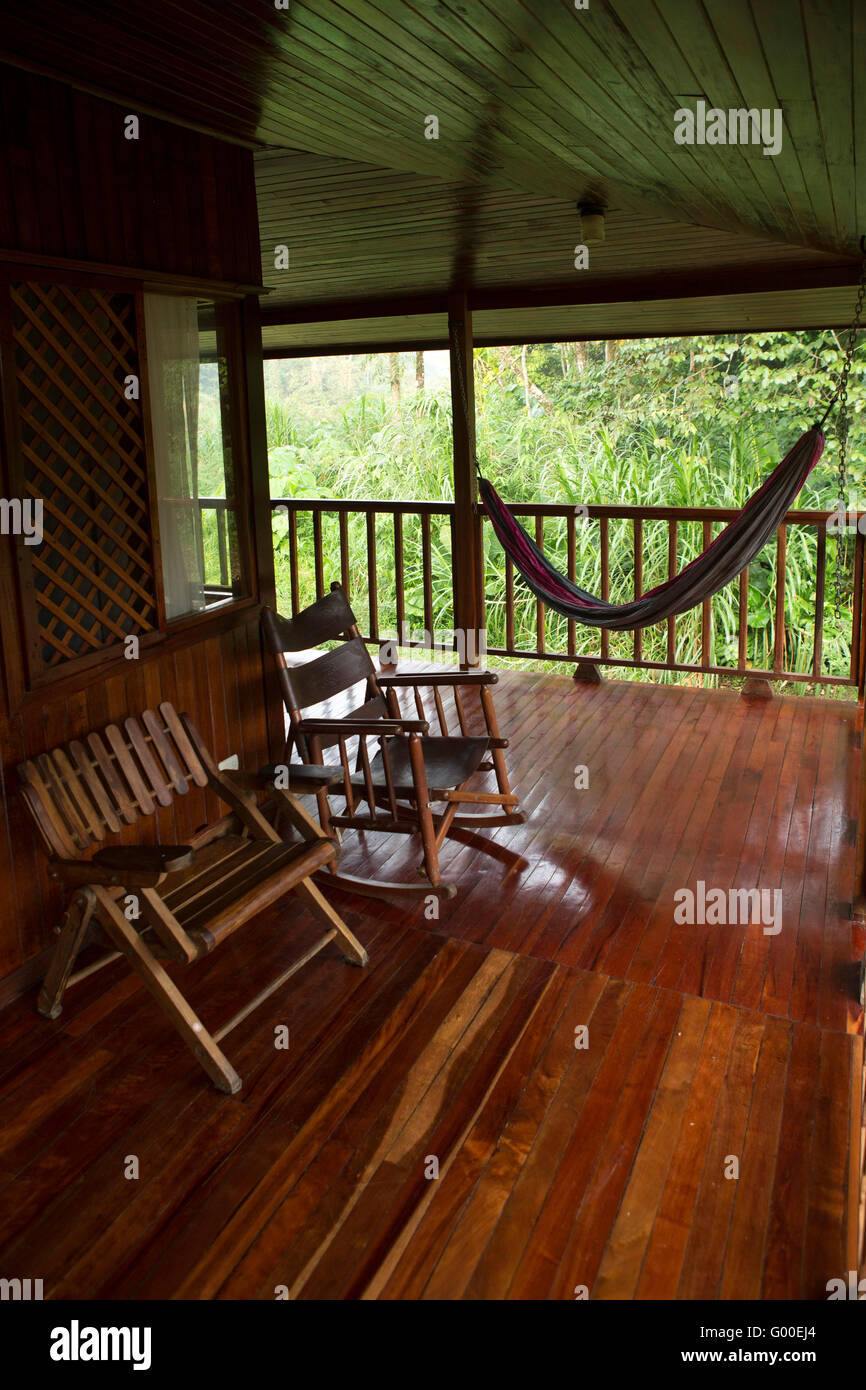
xmin=262 ymin=334 xmax=865 ymax=693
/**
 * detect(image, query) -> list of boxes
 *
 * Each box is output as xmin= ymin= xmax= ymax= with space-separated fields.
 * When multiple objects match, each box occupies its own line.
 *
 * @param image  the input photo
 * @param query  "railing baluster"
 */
xmin=535 ymin=516 xmax=545 ymax=655
xmin=633 ymin=518 xmax=643 ymax=664
xmin=366 ymin=510 xmax=378 ymax=641
xmin=600 ymin=516 xmax=610 ymax=662
xmin=288 ymin=507 xmax=299 ymax=615
xmin=476 ymin=509 xmax=486 ymax=653
xmin=567 ymin=511 xmax=576 ymax=658
xmin=857 ymin=529 xmax=866 ymax=700
xmin=667 ymin=518 xmax=677 ymax=664
xmin=702 ymin=519 xmax=712 ymax=672
xmin=421 ymin=511 xmax=433 ymax=639
xmin=774 ymin=524 xmax=786 ymax=675
xmin=813 ymin=525 xmax=826 ymax=679
xmin=394 ymin=509 xmax=405 ymax=641
xmin=851 ymin=527 xmax=863 ymax=685
xmin=339 ymin=510 xmax=349 ymax=595
xmin=313 ymin=509 xmax=324 ymax=600
xmin=738 ymin=566 xmax=749 ymax=672
xmin=505 ymin=555 xmax=514 ymax=653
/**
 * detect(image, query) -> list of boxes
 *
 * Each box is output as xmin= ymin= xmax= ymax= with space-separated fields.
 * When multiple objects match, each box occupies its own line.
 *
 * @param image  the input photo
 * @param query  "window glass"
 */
xmin=144 ymin=295 xmax=247 ymax=618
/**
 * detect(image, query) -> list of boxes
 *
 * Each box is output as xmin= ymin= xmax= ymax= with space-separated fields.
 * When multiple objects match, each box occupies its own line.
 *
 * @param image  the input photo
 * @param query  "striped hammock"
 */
xmin=478 ymin=426 xmax=825 ymax=632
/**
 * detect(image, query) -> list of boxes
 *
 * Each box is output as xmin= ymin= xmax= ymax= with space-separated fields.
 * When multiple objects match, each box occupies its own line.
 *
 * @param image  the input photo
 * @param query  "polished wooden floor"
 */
xmin=0 ymin=674 xmax=863 ymax=1299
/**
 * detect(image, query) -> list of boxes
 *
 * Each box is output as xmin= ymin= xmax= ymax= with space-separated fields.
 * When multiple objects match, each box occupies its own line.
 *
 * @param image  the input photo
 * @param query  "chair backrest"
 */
xmin=19 ymin=702 xmax=210 ymax=861
xmin=261 ymin=586 xmax=388 ymax=750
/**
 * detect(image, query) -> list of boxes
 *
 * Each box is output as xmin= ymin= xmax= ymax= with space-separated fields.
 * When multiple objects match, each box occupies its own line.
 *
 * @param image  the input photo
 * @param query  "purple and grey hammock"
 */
xmin=478 ymin=426 xmax=826 ymax=632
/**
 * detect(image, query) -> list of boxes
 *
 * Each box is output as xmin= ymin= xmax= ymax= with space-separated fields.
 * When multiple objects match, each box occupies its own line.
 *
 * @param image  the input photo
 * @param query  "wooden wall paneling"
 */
xmin=28 ymin=99 xmax=64 ymax=260
xmin=197 ymin=135 xmax=224 ymax=282
xmin=49 ymin=79 xmax=86 ymax=260
xmin=141 ymin=653 xmax=180 ymax=851
xmin=115 ymin=104 xmax=144 ymax=272
xmin=0 ymin=85 xmax=16 ymax=251
xmin=135 ymin=109 xmax=160 ymax=271
xmin=19 ymin=698 xmax=62 ymax=952
xmin=220 ymin=623 xmax=247 ymax=772
xmin=118 ymin=654 xmax=148 ymax=842
xmin=173 ymin=125 xmax=198 ymax=277
xmin=2 ymin=76 xmax=40 ymax=253
xmin=189 ymin=631 xmax=220 ymax=828
xmin=0 ymin=722 xmax=27 ymax=978
xmin=204 ymin=631 xmax=231 ymax=768
xmin=148 ymin=116 xmax=175 ymax=275
xmin=71 ymin=90 xmax=108 ymax=265
xmin=237 ymin=151 xmax=259 ymax=281
xmin=0 ymin=67 xmax=261 ymax=286
xmin=171 ymin=646 xmax=208 ymax=838
xmin=214 ymin=137 xmax=238 ymax=295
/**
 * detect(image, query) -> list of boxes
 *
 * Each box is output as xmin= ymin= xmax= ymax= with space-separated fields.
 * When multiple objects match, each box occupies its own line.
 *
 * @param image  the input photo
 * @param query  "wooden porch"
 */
xmin=1 ymin=674 xmax=861 ymax=1299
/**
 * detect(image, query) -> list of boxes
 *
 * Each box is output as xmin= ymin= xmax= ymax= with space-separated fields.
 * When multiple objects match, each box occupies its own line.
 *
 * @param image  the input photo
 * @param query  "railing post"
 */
xmin=448 ymin=292 xmax=481 ymax=666
xmin=853 ymin=530 xmax=866 ymax=915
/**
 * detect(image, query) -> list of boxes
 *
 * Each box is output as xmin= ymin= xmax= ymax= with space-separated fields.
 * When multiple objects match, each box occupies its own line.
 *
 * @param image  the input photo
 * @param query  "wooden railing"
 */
xmin=197 ymin=497 xmax=232 ymax=589
xmin=270 ymin=498 xmax=454 ymax=650
xmin=267 ymin=496 xmax=865 ymax=689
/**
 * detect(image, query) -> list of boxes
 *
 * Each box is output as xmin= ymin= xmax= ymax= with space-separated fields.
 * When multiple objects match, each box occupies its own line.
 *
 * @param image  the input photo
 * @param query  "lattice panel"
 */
xmin=10 ymin=282 xmax=158 ymax=670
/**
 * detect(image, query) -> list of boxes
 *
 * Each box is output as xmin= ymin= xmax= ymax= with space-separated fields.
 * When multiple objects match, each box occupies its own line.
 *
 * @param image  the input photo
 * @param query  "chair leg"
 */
xmin=93 ymin=888 xmax=242 ymax=1095
xmin=291 ymin=878 xmax=368 ymax=965
xmin=37 ymin=889 xmax=96 ymax=1020
xmin=406 ymin=732 xmax=446 ymax=892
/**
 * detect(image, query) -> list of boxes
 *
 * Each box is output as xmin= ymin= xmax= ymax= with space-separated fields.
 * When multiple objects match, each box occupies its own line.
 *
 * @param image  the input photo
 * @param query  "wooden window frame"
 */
xmin=0 ymin=259 xmax=261 ymax=711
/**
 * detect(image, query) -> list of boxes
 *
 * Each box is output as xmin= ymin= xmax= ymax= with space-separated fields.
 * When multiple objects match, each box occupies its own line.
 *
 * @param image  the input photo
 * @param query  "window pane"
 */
xmin=144 ymin=294 xmax=248 ymax=619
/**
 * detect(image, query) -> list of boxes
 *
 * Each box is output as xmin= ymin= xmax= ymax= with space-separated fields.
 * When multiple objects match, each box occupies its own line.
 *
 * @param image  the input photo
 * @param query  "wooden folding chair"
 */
xmin=261 ymin=585 xmax=524 ymax=900
xmin=19 ymin=701 xmax=367 ymax=1094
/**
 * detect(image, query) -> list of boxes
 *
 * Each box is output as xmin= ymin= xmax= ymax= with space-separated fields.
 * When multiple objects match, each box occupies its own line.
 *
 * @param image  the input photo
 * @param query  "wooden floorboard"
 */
xmin=0 ymin=674 xmax=862 ymax=1299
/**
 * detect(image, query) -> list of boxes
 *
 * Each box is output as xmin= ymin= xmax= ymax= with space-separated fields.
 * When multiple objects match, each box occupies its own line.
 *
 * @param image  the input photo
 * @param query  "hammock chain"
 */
xmin=834 ymin=250 xmax=866 ymax=621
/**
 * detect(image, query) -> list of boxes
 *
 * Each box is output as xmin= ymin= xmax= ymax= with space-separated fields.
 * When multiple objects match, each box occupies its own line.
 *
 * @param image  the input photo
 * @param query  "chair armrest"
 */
xmin=231 ymin=765 xmax=345 ymax=794
xmin=47 ymin=856 xmax=173 ymax=889
xmin=295 ymin=717 xmax=429 ymax=736
xmin=377 ymin=670 xmax=498 ymax=687
xmin=93 ymin=845 xmax=194 ymax=873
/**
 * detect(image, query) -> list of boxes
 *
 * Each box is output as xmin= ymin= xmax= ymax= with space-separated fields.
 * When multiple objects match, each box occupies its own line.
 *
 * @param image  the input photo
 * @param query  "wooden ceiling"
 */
xmin=2 ymin=1 xmax=863 ymax=348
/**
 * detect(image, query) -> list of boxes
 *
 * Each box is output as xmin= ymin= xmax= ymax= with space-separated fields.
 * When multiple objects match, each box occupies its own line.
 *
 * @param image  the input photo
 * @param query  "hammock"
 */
xmin=478 ymin=426 xmax=825 ymax=631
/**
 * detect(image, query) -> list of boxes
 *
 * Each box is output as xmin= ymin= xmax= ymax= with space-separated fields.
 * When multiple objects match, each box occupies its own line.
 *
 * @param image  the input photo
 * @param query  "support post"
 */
xmin=854 ymin=543 xmax=866 ymax=915
xmin=241 ymin=294 xmax=284 ymax=761
xmin=448 ymin=293 xmax=481 ymax=667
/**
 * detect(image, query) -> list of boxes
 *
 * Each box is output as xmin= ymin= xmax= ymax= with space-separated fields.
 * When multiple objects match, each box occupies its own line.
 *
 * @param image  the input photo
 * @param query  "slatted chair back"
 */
xmin=21 ymin=697 xmax=367 ymax=1096
xmin=262 ymin=589 xmax=388 ymax=755
xmin=19 ymin=703 xmax=211 ymax=861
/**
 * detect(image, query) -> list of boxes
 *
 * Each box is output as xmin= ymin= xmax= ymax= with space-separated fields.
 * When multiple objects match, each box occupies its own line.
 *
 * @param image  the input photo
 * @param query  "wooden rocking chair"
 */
xmin=19 ymin=702 xmax=367 ymax=1094
xmin=261 ymin=586 xmax=524 ymax=900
